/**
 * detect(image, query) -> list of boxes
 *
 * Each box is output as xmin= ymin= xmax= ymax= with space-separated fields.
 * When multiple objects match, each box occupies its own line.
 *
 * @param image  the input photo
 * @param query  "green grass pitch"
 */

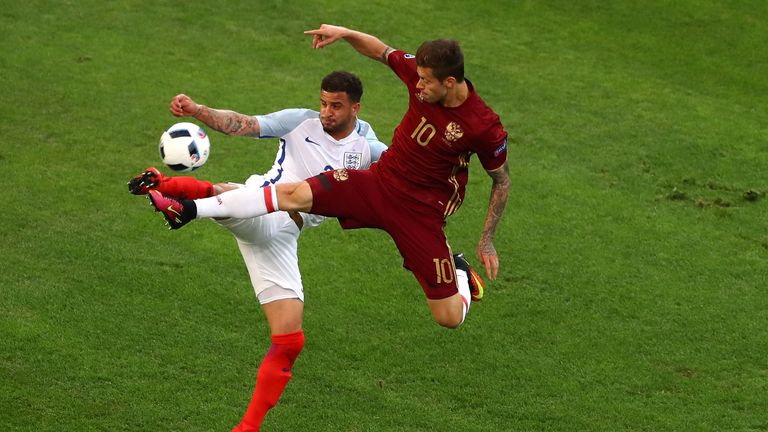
xmin=1 ymin=1 xmax=767 ymax=431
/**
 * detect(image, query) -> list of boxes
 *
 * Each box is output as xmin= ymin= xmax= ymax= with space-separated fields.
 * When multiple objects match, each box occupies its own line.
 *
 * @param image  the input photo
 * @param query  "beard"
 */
xmin=321 ymin=117 xmax=351 ymax=135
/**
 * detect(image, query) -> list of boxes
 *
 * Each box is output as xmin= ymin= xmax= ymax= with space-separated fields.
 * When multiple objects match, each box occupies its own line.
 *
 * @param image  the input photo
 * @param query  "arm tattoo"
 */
xmin=194 ymin=106 xmax=260 ymax=137
xmin=480 ymin=163 xmax=511 ymax=249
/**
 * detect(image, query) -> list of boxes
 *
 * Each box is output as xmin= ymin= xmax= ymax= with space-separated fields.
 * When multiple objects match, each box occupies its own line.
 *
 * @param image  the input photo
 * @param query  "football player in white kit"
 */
xmin=128 ymin=71 xmax=386 ymax=432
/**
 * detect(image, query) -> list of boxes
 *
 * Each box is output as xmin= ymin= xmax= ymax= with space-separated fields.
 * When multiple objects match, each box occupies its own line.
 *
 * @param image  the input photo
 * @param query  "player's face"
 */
xmin=415 ymin=66 xmax=449 ymax=104
xmin=319 ymin=90 xmax=359 ymax=137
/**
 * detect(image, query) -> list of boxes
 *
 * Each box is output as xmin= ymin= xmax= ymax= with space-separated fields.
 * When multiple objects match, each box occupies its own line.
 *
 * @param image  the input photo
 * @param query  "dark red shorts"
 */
xmin=306 ymin=166 xmax=459 ymax=300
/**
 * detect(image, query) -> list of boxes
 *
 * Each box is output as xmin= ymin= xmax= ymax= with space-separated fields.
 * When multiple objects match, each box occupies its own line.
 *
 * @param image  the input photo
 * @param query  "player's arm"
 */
xmin=169 ymin=94 xmax=261 ymax=137
xmin=256 ymin=109 xmax=318 ymax=138
xmin=304 ymin=24 xmax=396 ymax=64
xmin=477 ymin=161 xmax=510 ymax=280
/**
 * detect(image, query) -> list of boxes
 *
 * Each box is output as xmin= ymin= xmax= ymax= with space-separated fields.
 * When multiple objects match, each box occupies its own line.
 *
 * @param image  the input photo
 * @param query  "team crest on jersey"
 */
xmin=333 ymin=168 xmax=349 ymax=181
xmin=343 ymin=152 xmax=362 ymax=169
xmin=444 ymin=122 xmax=464 ymax=143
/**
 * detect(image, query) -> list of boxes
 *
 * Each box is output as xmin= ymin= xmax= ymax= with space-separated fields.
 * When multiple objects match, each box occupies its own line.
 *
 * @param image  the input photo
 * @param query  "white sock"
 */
xmin=456 ymin=269 xmax=471 ymax=324
xmin=194 ymin=185 xmax=278 ymax=219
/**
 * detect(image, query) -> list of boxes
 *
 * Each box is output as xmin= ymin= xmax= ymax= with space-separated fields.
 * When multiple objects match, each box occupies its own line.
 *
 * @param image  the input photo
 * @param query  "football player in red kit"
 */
xmin=149 ymin=25 xmax=510 ymax=331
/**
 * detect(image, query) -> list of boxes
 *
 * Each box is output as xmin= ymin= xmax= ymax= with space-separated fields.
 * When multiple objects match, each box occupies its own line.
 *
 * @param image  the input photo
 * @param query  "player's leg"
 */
xmin=194 ymin=180 xmax=313 ymax=219
xmin=215 ymin=176 xmax=301 ymax=207
xmin=147 ymin=180 xmax=314 ymax=229
xmin=261 ymin=298 xmax=303 ymax=334
xmin=388 ymin=219 xmax=475 ymax=329
xmin=127 ymin=166 xmax=215 ymax=199
xmin=234 ymin=297 xmax=304 ymax=432
xmin=426 ymin=294 xmax=466 ymax=329
xmin=306 ymin=168 xmax=476 ymax=328
xmin=224 ymin=213 xmax=306 ymax=432
xmin=147 ymin=167 xmax=386 ymax=229
xmin=424 ymin=256 xmax=484 ymax=328
xmin=306 ymin=168 xmax=472 ymax=327
xmin=407 ymin=249 xmax=470 ymax=329
xmin=304 ymin=169 xmax=386 ymax=228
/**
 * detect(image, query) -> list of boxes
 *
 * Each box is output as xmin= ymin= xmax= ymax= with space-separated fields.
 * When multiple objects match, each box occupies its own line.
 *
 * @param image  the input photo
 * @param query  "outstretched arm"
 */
xmin=304 ymin=24 xmax=395 ymax=64
xmin=169 ymin=94 xmax=261 ymax=137
xmin=477 ymin=162 xmax=511 ymax=280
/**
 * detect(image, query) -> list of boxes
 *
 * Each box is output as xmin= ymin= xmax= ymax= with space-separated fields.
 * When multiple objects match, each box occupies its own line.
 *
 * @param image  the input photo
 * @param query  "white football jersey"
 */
xmin=258 ymin=117 xmax=372 ymax=185
xmin=243 ymin=110 xmax=379 ymax=228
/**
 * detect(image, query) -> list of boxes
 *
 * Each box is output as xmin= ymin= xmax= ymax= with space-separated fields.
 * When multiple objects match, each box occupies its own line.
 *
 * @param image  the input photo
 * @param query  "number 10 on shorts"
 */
xmin=433 ymin=258 xmax=455 ymax=284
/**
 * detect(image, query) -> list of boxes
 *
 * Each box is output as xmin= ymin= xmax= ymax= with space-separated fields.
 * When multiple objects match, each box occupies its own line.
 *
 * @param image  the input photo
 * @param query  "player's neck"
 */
xmin=328 ymin=119 xmax=357 ymax=141
xmin=441 ymin=82 xmax=469 ymax=108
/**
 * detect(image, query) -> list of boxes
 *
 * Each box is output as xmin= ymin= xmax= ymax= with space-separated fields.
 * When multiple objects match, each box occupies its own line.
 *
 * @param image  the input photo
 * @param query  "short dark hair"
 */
xmin=321 ymin=71 xmax=363 ymax=103
xmin=415 ymin=39 xmax=464 ymax=82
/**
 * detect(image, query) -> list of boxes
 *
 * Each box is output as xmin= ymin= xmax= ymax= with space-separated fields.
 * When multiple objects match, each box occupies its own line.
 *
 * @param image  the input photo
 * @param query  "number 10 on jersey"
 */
xmin=433 ymin=258 xmax=455 ymax=284
xmin=411 ymin=116 xmax=436 ymax=147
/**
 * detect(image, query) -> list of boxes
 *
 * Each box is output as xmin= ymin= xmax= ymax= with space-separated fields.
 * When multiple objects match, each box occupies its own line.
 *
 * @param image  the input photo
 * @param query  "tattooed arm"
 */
xmin=477 ymin=161 xmax=510 ymax=280
xmin=169 ymin=93 xmax=260 ymax=137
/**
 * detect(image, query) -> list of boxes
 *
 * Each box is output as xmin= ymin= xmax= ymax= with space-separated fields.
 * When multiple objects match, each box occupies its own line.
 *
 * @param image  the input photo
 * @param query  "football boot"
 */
xmin=453 ymin=252 xmax=485 ymax=301
xmin=128 ymin=167 xmax=164 ymax=195
xmin=147 ymin=190 xmax=193 ymax=230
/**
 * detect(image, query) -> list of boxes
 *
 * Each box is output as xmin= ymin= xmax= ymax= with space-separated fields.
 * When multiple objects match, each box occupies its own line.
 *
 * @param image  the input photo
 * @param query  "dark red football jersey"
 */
xmin=376 ymin=50 xmax=508 ymax=217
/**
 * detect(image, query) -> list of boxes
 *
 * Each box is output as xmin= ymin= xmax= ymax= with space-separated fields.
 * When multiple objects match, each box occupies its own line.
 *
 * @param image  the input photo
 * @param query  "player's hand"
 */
xmin=169 ymin=94 xmax=200 ymax=117
xmin=304 ymin=24 xmax=348 ymax=49
xmin=476 ymin=239 xmax=499 ymax=280
xmin=127 ymin=167 xmax=163 ymax=195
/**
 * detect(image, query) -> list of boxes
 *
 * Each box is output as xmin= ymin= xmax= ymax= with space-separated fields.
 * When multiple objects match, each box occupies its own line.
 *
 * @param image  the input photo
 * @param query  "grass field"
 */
xmin=2 ymin=1 xmax=767 ymax=431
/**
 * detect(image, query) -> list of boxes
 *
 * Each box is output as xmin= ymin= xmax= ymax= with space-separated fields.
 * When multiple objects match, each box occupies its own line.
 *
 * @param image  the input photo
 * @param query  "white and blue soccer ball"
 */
xmin=159 ymin=122 xmax=210 ymax=172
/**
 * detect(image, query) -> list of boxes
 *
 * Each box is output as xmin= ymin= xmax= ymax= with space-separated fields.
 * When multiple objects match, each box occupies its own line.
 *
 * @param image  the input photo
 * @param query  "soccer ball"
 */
xmin=159 ymin=122 xmax=210 ymax=172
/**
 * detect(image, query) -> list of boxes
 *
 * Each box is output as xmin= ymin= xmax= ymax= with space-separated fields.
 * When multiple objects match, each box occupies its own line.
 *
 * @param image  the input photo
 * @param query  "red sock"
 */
xmin=233 ymin=330 xmax=305 ymax=432
xmin=157 ymin=176 xmax=214 ymax=200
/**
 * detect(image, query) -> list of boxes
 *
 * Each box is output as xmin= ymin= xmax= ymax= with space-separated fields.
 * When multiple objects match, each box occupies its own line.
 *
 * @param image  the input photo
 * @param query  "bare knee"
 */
xmin=262 ymin=298 xmax=304 ymax=335
xmin=436 ymin=316 xmax=462 ymax=329
xmin=433 ymin=311 xmax=463 ymax=329
xmin=427 ymin=296 xmax=464 ymax=329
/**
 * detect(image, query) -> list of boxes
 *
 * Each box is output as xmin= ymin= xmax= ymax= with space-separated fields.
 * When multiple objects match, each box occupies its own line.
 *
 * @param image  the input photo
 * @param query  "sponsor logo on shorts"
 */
xmin=333 ymin=168 xmax=349 ymax=181
xmin=444 ymin=122 xmax=464 ymax=143
xmin=344 ymin=152 xmax=362 ymax=169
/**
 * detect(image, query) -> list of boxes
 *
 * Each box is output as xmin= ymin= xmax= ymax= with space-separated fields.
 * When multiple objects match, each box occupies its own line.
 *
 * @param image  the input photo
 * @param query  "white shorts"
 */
xmin=214 ymin=183 xmax=305 ymax=304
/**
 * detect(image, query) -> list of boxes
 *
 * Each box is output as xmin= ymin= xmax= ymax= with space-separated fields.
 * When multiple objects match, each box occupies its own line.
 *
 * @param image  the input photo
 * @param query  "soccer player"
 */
xmin=130 ymin=71 xmax=386 ymax=432
xmin=148 ymin=26 xmax=510 ymax=330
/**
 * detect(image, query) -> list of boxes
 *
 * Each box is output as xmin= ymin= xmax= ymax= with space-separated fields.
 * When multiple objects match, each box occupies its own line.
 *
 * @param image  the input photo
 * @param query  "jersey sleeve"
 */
xmin=386 ymin=50 xmax=418 ymax=90
xmin=355 ymin=117 xmax=388 ymax=162
xmin=255 ymin=108 xmax=319 ymax=138
xmin=474 ymin=120 xmax=508 ymax=171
